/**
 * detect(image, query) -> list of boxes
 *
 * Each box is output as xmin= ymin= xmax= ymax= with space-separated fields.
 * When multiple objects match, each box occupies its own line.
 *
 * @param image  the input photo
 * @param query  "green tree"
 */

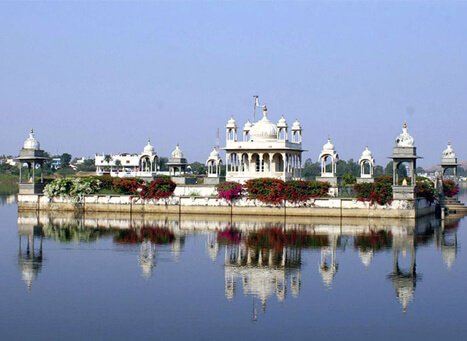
xmin=60 ymin=153 xmax=72 ymax=168
xmin=189 ymin=162 xmax=206 ymax=175
xmin=302 ymin=158 xmax=320 ymax=179
xmin=77 ymin=159 xmax=96 ymax=172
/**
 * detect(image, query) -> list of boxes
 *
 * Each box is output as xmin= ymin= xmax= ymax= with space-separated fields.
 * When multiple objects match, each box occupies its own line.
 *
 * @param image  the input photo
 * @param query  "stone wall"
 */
xmin=18 ymin=194 xmax=436 ymax=219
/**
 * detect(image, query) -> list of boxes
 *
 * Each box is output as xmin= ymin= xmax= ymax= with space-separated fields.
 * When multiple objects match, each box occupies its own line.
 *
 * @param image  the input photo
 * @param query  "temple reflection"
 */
xmin=17 ymin=215 xmax=44 ymax=291
xmin=15 ymin=211 xmax=463 ymax=313
xmin=222 ymin=228 xmax=302 ymax=310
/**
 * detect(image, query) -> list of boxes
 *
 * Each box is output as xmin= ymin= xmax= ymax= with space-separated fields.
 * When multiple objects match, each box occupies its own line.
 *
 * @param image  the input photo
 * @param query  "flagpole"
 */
xmin=253 ymin=95 xmax=258 ymax=122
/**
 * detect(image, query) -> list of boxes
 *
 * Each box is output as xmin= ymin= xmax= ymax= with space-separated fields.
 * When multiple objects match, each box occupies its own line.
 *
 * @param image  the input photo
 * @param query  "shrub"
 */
xmin=95 ymin=175 xmax=114 ymax=191
xmin=354 ymin=181 xmax=393 ymax=206
xmin=139 ymin=177 xmax=176 ymax=200
xmin=112 ymin=177 xmax=145 ymax=195
xmin=245 ymin=178 xmax=286 ymax=205
xmin=415 ymin=177 xmax=436 ymax=203
xmin=375 ymin=176 xmax=393 ymax=185
xmin=44 ymin=177 xmax=101 ymax=200
xmin=243 ymin=178 xmax=330 ymax=204
xmin=443 ymin=179 xmax=460 ymax=198
xmin=216 ymin=181 xmax=244 ymax=202
xmin=283 ymin=180 xmax=330 ymax=203
xmin=342 ymin=173 xmax=357 ymax=186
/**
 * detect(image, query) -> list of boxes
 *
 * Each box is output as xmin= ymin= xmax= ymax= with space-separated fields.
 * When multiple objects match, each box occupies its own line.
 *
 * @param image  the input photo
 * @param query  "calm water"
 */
xmin=1 ymin=191 xmax=467 ymax=341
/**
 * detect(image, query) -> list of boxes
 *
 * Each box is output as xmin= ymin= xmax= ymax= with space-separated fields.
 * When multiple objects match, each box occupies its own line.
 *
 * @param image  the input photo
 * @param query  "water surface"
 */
xmin=1 ymin=191 xmax=467 ymax=341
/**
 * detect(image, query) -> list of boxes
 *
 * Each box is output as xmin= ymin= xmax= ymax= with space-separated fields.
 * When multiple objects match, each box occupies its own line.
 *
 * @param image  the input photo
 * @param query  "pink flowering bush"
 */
xmin=139 ymin=177 xmax=176 ymax=200
xmin=216 ymin=181 xmax=244 ymax=202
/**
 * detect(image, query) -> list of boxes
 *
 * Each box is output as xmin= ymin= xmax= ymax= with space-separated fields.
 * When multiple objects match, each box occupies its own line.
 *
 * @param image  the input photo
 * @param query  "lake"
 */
xmin=1 ymin=190 xmax=466 ymax=341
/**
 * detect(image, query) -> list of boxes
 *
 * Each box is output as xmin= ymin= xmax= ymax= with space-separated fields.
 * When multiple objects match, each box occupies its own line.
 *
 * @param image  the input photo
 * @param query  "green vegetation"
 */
xmin=0 ymin=174 xmax=18 ymax=194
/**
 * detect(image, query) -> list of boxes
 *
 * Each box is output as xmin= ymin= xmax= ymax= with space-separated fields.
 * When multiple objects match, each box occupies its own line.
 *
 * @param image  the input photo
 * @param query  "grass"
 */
xmin=0 ymin=174 xmax=18 ymax=194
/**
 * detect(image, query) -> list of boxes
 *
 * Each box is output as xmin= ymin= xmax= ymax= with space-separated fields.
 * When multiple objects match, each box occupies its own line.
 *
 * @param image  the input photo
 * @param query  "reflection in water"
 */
xmin=222 ymin=228 xmax=303 ymax=311
xmin=15 ymin=211 xmax=464 ymax=313
xmin=18 ymin=218 xmax=43 ymax=291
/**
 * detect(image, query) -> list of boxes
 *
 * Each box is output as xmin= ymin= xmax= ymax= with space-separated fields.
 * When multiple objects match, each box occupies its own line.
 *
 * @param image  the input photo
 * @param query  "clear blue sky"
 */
xmin=1 ymin=1 xmax=466 ymax=167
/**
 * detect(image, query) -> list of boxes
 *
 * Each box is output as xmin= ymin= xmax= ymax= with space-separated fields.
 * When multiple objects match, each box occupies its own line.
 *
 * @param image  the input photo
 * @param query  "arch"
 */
xmin=396 ymin=161 xmax=412 ymax=186
xmin=241 ymin=153 xmax=249 ymax=173
xmin=272 ymin=153 xmax=284 ymax=172
xmin=361 ymin=160 xmax=372 ymax=176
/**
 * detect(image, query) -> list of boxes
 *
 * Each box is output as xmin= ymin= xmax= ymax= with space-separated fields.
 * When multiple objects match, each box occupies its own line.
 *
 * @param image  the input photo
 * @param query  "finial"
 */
xmin=262 ymin=105 xmax=267 ymax=116
xmin=403 ymin=122 xmax=407 ymax=129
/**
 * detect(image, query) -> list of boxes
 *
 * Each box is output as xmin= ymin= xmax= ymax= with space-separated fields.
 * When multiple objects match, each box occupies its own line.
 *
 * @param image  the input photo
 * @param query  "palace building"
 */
xmin=224 ymin=105 xmax=303 ymax=183
xmin=95 ymin=140 xmax=159 ymax=178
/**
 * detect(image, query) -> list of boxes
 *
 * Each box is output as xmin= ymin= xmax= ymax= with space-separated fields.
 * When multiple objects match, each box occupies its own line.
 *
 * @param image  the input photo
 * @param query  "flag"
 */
xmin=254 ymin=96 xmax=260 ymax=107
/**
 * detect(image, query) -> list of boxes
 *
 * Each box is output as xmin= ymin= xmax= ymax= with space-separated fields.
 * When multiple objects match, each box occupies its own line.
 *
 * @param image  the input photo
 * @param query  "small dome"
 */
xmin=361 ymin=146 xmax=373 ymax=159
xmin=277 ymin=116 xmax=288 ymax=128
xmin=249 ymin=106 xmax=278 ymax=141
xmin=395 ymin=122 xmax=414 ymax=147
xmin=23 ymin=129 xmax=40 ymax=150
xmin=243 ymin=120 xmax=252 ymax=131
xmin=226 ymin=116 xmax=237 ymax=129
xmin=291 ymin=119 xmax=302 ymax=131
xmin=171 ymin=144 xmax=184 ymax=159
xmin=442 ymin=142 xmax=456 ymax=159
xmin=208 ymin=147 xmax=220 ymax=160
xmin=143 ymin=140 xmax=155 ymax=154
xmin=323 ymin=138 xmax=335 ymax=151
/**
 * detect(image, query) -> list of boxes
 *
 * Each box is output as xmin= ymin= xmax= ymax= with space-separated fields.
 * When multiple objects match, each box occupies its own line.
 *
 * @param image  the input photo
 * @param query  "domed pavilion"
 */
xmin=224 ymin=105 xmax=303 ymax=183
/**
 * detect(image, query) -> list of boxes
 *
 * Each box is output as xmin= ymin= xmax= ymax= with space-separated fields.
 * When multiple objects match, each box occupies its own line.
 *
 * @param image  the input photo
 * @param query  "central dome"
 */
xmin=249 ymin=106 xmax=277 ymax=141
xmin=23 ymin=129 xmax=40 ymax=150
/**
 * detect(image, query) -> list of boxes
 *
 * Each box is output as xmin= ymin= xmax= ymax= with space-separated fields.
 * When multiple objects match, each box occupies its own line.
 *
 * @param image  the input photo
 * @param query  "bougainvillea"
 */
xmin=245 ymin=178 xmax=286 ymax=205
xmin=354 ymin=181 xmax=393 ymax=206
xmin=284 ymin=180 xmax=330 ymax=202
xmin=216 ymin=181 xmax=244 ymax=202
xmin=139 ymin=177 xmax=176 ymax=200
xmin=112 ymin=178 xmax=145 ymax=195
xmin=415 ymin=177 xmax=436 ymax=203
xmin=443 ymin=179 xmax=460 ymax=198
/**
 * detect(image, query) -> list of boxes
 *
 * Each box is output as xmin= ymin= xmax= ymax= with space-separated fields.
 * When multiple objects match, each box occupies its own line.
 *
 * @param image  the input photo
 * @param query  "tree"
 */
xmin=384 ymin=161 xmax=393 ymax=176
xmin=60 ymin=153 xmax=72 ymax=168
xmin=76 ymin=159 xmax=96 ymax=172
xmin=159 ymin=157 xmax=168 ymax=171
xmin=302 ymin=158 xmax=320 ymax=179
xmin=189 ymin=162 xmax=206 ymax=175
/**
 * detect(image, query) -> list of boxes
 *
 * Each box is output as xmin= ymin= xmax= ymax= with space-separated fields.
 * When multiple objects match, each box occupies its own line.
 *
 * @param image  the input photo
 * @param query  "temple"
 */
xmin=224 ymin=105 xmax=303 ymax=183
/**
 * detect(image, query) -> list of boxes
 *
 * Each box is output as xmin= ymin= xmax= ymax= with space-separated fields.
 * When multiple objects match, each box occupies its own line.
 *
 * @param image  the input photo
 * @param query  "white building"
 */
xmin=95 ymin=140 xmax=159 ymax=178
xmin=224 ymin=105 xmax=303 ymax=183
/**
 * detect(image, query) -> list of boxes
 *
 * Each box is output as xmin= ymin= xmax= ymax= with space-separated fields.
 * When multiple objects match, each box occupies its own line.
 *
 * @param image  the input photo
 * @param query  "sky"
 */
xmin=0 ymin=1 xmax=466 ymax=167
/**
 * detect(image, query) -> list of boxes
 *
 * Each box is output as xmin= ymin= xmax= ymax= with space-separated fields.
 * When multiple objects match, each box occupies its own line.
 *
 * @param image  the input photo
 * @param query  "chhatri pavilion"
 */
xmin=223 ymin=105 xmax=303 ymax=183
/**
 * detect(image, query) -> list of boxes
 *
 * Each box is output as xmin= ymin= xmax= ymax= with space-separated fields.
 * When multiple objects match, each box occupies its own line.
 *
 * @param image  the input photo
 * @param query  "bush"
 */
xmin=216 ymin=181 xmax=244 ymax=202
xmin=95 ymin=175 xmax=114 ymax=191
xmin=139 ymin=177 xmax=176 ymax=200
xmin=342 ymin=173 xmax=357 ymax=186
xmin=375 ymin=176 xmax=393 ymax=185
xmin=354 ymin=181 xmax=393 ymax=206
xmin=245 ymin=178 xmax=286 ymax=205
xmin=415 ymin=177 xmax=436 ymax=203
xmin=284 ymin=180 xmax=330 ymax=202
xmin=243 ymin=178 xmax=331 ymax=204
xmin=44 ymin=177 xmax=101 ymax=200
xmin=112 ymin=178 xmax=145 ymax=195
xmin=443 ymin=179 xmax=460 ymax=198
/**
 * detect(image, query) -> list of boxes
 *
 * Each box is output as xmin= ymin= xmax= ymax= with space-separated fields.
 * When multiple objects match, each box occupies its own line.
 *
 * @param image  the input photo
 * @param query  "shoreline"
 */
xmin=17 ymin=194 xmax=436 ymax=219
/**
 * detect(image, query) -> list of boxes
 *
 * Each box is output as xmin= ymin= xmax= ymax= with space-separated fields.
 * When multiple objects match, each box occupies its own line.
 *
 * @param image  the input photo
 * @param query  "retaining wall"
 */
xmin=17 ymin=194 xmax=436 ymax=219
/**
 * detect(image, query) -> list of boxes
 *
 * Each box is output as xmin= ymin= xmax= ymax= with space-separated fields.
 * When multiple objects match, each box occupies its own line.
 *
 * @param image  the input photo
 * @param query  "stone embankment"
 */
xmin=18 ymin=194 xmax=436 ymax=219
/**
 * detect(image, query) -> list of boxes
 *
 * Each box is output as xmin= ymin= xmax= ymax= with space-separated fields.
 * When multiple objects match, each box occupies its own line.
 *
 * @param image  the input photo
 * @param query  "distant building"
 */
xmin=95 ymin=140 xmax=159 ymax=178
